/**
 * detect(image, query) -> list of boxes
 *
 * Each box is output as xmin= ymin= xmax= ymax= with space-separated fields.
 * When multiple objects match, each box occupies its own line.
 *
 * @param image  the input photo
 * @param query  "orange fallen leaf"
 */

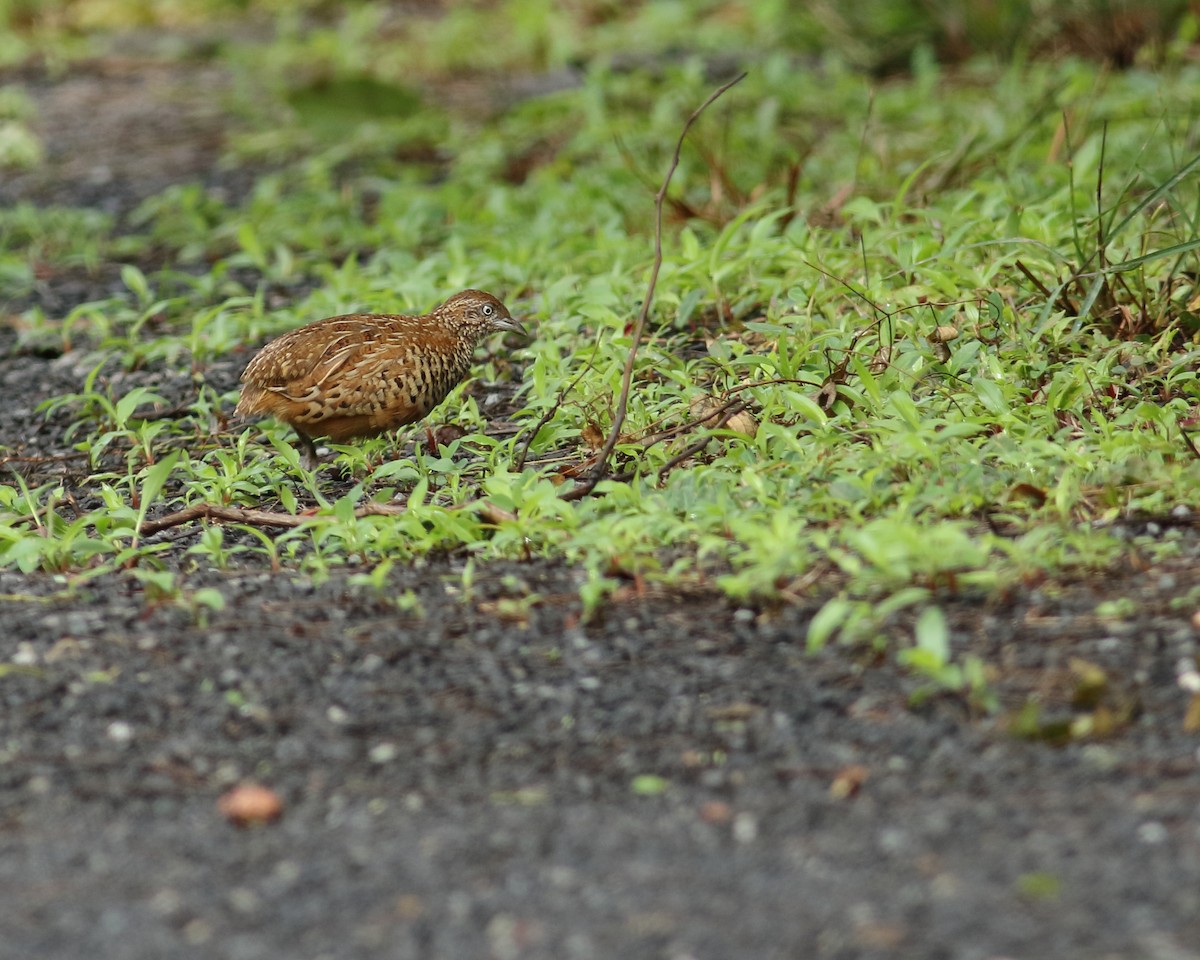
xmin=581 ymin=421 xmax=604 ymax=451
xmin=706 ymin=702 xmax=761 ymax=721
xmin=218 ymin=783 xmax=283 ymax=827
xmin=699 ymin=801 xmax=733 ymax=824
xmin=1008 ymin=483 xmax=1048 ymax=507
xmin=830 ymin=764 xmax=869 ymax=800
xmin=1184 ymin=693 xmax=1200 ymax=734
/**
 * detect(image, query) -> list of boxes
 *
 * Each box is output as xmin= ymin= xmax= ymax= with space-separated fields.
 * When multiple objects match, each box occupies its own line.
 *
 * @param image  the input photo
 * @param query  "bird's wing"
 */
xmin=344 ymin=327 xmax=459 ymax=383
xmin=242 ymin=316 xmax=389 ymax=392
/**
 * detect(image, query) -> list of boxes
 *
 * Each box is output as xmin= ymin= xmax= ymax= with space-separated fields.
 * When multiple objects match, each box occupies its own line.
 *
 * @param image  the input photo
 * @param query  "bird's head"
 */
xmin=437 ymin=289 xmax=528 ymax=340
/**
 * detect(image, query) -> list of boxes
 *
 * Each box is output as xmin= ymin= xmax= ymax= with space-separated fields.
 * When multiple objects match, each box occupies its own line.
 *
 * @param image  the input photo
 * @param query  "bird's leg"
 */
xmin=296 ymin=432 xmax=320 ymax=471
xmin=423 ymin=424 xmax=439 ymax=456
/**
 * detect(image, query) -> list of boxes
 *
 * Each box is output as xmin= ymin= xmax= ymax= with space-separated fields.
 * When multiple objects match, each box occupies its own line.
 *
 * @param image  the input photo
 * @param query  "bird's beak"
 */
xmin=494 ymin=316 xmax=529 ymax=338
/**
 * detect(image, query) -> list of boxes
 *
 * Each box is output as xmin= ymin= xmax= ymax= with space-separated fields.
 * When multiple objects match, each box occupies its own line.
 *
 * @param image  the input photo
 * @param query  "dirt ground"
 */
xmin=2 ymin=56 xmax=1199 ymax=960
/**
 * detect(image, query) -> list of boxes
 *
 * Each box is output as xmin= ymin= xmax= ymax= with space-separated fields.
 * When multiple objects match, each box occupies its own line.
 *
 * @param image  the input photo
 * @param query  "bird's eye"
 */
xmin=482 ymin=304 xmax=494 ymax=317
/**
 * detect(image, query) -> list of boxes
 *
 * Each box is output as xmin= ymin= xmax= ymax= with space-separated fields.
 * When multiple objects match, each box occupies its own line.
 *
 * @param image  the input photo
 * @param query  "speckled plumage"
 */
xmin=236 ymin=289 xmax=526 ymax=468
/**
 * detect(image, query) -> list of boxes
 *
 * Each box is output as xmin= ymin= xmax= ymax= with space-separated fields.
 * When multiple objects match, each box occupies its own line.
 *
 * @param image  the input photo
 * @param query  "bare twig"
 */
xmin=653 ymin=402 xmax=746 ymax=481
xmin=1015 ymin=258 xmax=1077 ymax=316
xmin=1014 ymin=259 xmax=1054 ymax=300
xmin=1096 ymin=121 xmax=1108 ymax=276
xmin=0 ymin=452 xmax=91 ymax=466
xmin=559 ymin=71 xmax=747 ymax=503
xmin=140 ymin=503 xmax=315 ymax=535
xmin=602 ymin=397 xmax=751 ymax=486
xmin=635 ymin=395 xmax=748 ymax=453
xmin=138 ymin=501 xmax=414 ymax=536
xmin=1180 ymin=427 xmax=1200 ymax=463
xmin=138 ymin=497 xmax=514 ymax=537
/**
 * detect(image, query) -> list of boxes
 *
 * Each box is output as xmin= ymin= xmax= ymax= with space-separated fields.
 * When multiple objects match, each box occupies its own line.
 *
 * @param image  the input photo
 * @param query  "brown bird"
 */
xmin=236 ymin=289 xmax=527 ymax=468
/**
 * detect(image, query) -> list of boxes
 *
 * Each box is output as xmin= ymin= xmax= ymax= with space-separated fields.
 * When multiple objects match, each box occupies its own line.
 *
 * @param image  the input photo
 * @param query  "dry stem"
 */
xmin=558 ymin=71 xmax=747 ymax=503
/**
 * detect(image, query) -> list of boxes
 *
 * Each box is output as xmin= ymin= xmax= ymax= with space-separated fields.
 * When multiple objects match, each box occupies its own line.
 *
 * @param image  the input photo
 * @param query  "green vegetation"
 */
xmin=3 ymin=1 xmax=1199 ymax=694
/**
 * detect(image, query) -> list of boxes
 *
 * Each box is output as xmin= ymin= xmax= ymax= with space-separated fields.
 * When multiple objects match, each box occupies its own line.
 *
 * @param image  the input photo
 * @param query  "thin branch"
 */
xmin=559 ymin=71 xmax=748 ymax=503
xmin=140 ymin=503 xmax=316 ymax=535
xmin=1181 ymin=427 xmax=1200 ymax=463
xmin=603 ymin=399 xmax=749 ymax=486
xmin=636 ymin=396 xmax=748 ymax=452
xmin=139 ymin=498 xmax=514 ymax=537
xmin=1014 ymin=258 xmax=1077 ymax=316
xmin=0 ymin=451 xmax=91 ymax=466
xmin=653 ymin=402 xmax=746 ymax=481
xmin=801 ymin=257 xmax=889 ymax=318
xmin=1096 ymin=121 xmax=1108 ymax=274
xmin=1014 ymin=258 xmax=1054 ymax=300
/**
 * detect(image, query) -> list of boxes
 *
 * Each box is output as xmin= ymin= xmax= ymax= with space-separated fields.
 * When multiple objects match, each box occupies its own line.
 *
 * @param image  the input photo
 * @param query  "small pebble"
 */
xmin=359 ymin=654 xmax=384 ymax=673
xmin=326 ymin=705 xmax=349 ymax=724
xmin=1080 ymin=744 xmax=1120 ymax=772
xmin=1137 ymin=821 xmax=1168 ymax=845
xmin=106 ymin=721 xmax=134 ymax=744
xmin=13 ymin=643 xmax=38 ymax=665
xmin=878 ymin=828 xmax=908 ymax=854
xmin=404 ymin=792 xmax=425 ymax=812
xmin=26 ymin=775 xmax=51 ymax=795
xmin=148 ymin=888 xmax=182 ymax=917
xmin=732 ymin=812 xmax=758 ymax=843
xmin=228 ymin=886 xmax=261 ymax=914
xmin=183 ymin=919 xmax=213 ymax=945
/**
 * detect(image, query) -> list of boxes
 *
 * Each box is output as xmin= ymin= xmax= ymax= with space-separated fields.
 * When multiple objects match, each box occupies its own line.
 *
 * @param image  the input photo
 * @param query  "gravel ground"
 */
xmin=2 ymin=53 xmax=1200 ymax=960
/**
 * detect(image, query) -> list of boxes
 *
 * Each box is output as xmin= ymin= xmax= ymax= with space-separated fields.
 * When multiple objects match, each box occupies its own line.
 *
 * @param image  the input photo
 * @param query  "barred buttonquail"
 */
xmin=236 ymin=289 xmax=526 ymax=468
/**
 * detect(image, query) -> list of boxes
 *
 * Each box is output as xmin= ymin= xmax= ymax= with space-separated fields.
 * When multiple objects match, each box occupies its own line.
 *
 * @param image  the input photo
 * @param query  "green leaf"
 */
xmin=807 ymin=596 xmax=851 ymax=651
xmin=139 ymin=452 xmax=179 ymax=515
xmin=191 ymin=588 xmax=227 ymax=612
xmin=131 ymin=451 xmax=181 ymax=550
xmin=913 ymin=606 xmax=949 ymax=666
xmin=236 ymin=222 xmax=266 ymax=269
xmin=114 ymin=387 xmax=165 ymax=427
xmin=631 ymin=775 xmax=669 ymax=796
xmin=120 ymin=263 xmax=150 ymax=303
xmin=1108 ymin=236 xmax=1200 ymax=274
